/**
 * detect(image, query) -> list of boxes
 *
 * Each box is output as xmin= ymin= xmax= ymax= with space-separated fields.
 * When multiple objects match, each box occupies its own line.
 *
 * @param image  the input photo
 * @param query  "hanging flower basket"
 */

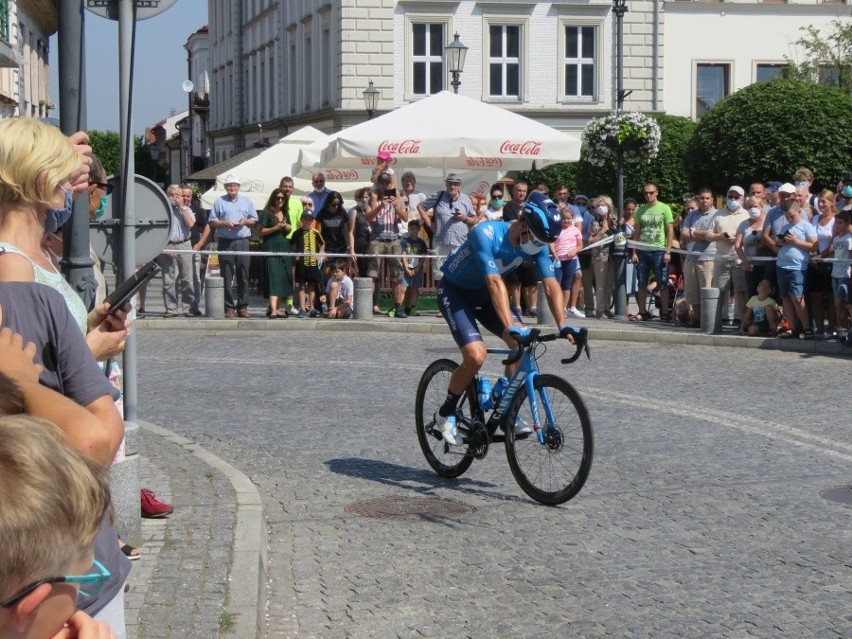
xmin=581 ymin=112 xmax=661 ymax=167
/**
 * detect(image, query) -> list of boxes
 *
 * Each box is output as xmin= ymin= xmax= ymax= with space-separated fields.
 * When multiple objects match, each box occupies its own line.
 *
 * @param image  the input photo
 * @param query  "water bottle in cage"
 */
xmin=477 ymin=376 xmax=493 ymax=411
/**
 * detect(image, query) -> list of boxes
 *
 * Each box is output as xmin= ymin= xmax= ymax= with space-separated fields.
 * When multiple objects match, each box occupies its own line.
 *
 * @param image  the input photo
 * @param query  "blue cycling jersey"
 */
xmin=439 ymin=220 xmax=556 ymax=290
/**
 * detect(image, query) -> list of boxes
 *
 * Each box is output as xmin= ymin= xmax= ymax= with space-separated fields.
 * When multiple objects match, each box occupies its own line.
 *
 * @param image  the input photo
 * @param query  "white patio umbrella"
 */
xmin=296 ymin=91 xmax=582 ymax=176
xmin=200 ymin=126 xmax=372 ymax=210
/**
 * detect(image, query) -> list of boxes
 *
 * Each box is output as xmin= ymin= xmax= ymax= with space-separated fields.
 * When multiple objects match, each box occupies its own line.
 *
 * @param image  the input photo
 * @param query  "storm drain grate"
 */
xmin=820 ymin=485 xmax=852 ymax=506
xmin=345 ymin=495 xmax=475 ymax=523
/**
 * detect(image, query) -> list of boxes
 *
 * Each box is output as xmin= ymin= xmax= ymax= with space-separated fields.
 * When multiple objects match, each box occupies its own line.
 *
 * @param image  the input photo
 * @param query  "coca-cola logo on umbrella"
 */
xmin=499 ymin=140 xmax=542 ymax=156
xmin=325 ymin=169 xmax=360 ymax=181
xmin=378 ymin=139 xmax=422 ymax=155
xmin=466 ymin=157 xmax=503 ymax=168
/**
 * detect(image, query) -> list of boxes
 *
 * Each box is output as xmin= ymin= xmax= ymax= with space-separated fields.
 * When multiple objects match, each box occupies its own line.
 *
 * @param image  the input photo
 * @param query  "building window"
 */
xmin=304 ymin=35 xmax=312 ymax=110
xmin=412 ymin=23 xmax=444 ymax=96
xmin=756 ymin=63 xmax=784 ymax=83
xmin=696 ymin=62 xmax=730 ymax=118
xmin=288 ymin=39 xmax=296 ymax=114
xmin=488 ymin=25 xmax=521 ymax=99
xmin=563 ymin=25 xmax=596 ymax=99
xmin=321 ymin=25 xmax=331 ymax=107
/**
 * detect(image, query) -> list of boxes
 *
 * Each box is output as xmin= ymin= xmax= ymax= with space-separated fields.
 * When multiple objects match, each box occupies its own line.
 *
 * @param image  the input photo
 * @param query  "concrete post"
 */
xmin=205 ymin=276 xmax=225 ymax=318
xmin=700 ymin=287 xmax=722 ymax=334
xmin=354 ymin=277 xmax=373 ymax=320
xmin=536 ymin=281 xmax=557 ymax=326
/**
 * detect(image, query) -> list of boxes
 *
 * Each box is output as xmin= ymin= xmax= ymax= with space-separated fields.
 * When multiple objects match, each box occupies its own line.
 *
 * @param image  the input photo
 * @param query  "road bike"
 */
xmin=415 ymin=327 xmax=593 ymax=506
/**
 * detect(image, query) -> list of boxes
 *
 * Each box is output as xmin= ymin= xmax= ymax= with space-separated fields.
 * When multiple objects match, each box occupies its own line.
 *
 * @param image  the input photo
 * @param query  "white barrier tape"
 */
xmin=164 ymin=248 xmax=439 ymax=260
xmin=625 ymin=240 xmax=852 ymax=264
xmin=164 ymin=244 xmax=852 ymax=264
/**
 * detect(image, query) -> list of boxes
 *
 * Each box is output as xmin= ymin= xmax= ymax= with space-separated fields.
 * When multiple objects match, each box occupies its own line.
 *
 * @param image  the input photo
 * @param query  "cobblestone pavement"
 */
xmin=136 ymin=329 xmax=851 ymax=639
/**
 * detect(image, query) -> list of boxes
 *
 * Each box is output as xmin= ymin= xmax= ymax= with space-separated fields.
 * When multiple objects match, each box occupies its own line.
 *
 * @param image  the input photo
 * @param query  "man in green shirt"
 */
xmin=630 ymin=183 xmax=674 ymax=321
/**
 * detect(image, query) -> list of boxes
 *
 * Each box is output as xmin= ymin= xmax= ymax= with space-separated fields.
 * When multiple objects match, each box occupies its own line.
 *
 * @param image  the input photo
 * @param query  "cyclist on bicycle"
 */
xmin=435 ymin=191 xmax=579 ymax=445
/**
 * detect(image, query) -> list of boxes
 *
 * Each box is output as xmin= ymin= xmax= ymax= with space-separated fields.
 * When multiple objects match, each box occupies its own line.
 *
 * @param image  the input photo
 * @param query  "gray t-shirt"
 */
xmin=683 ymin=207 xmax=718 ymax=261
xmin=0 ymin=282 xmax=131 ymax=615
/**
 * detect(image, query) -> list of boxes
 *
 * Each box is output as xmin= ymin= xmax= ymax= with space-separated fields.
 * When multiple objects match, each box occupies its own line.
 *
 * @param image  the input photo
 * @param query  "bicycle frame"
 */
xmin=482 ymin=345 xmax=553 ymax=445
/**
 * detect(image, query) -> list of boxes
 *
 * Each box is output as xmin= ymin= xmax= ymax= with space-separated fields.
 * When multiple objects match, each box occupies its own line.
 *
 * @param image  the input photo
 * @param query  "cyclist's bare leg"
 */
xmin=447 ymin=340 xmax=487 ymax=395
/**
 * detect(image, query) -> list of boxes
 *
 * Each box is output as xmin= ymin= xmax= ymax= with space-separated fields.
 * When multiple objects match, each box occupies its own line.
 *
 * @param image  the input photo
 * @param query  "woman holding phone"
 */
xmin=0 ymin=118 xmax=128 ymax=360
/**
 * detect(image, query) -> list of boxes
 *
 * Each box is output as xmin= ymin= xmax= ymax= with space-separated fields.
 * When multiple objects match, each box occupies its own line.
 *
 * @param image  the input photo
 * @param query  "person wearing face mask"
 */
xmin=586 ymin=196 xmax=617 ymax=319
xmin=432 ymin=192 xmax=578 ymax=446
xmin=708 ymin=185 xmax=750 ymax=324
xmin=837 ymin=174 xmax=852 ymax=211
xmin=735 ymin=196 xmax=770 ymax=299
xmin=485 ymin=183 xmax=505 ymax=220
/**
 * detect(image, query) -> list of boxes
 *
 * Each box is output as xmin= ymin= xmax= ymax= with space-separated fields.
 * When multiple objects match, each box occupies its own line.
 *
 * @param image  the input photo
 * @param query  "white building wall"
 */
xmin=663 ymin=2 xmax=850 ymax=118
xmin=204 ymin=0 xmax=852 ymax=163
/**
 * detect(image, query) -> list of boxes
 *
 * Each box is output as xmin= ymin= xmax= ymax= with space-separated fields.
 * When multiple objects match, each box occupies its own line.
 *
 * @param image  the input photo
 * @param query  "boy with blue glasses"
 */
xmin=0 ymin=413 xmax=114 ymax=639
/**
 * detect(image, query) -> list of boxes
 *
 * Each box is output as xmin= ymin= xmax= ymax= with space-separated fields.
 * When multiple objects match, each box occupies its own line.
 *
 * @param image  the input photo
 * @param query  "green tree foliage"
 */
xmin=88 ymin=130 xmax=120 ymax=175
xmin=687 ymin=79 xmax=852 ymax=194
xmin=88 ymin=129 xmax=167 ymax=184
xmin=572 ymin=113 xmax=695 ymax=205
xmin=783 ymin=18 xmax=852 ymax=96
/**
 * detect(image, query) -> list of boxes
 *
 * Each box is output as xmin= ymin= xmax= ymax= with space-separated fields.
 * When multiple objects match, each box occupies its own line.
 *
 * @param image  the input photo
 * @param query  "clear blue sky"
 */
xmin=49 ymin=0 xmax=208 ymax=135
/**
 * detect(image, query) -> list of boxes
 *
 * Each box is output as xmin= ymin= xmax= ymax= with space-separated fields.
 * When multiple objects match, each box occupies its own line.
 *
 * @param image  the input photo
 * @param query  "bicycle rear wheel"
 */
xmin=415 ymin=359 xmax=476 ymax=478
xmin=504 ymin=374 xmax=593 ymax=505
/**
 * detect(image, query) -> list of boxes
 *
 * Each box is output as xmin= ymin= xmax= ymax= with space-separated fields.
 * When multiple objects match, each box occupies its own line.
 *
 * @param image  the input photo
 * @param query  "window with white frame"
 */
xmin=488 ymin=24 xmax=521 ymax=99
xmin=411 ymin=22 xmax=445 ymax=96
xmin=563 ymin=25 xmax=596 ymax=99
xmin=696 ymin=62 xmax=729 ymax=118
xmin=755 ymin=63 xmax=784 ymax=83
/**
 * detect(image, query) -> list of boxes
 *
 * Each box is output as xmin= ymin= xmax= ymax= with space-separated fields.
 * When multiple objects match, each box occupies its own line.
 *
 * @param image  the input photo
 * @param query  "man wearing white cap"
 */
xmin=761 ymin=182 xmax=797 ymax=291
xmin=208 ymin=174 xmax=258 ymax=318
xmin=707 ymin=185 xmax=750 ymax=323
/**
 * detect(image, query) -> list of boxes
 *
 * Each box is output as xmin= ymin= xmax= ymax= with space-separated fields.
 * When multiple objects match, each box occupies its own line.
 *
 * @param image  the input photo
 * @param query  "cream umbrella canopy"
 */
xmin=200 ymin=126 xmax=371 ymax=210
xmin=296 ymin=91 xmax=582 ymax=176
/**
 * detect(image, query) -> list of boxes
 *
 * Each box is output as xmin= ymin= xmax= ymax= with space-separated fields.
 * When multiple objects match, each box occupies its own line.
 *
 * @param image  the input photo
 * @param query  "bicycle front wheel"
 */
xmin=504 ymin=374 xmax=593 ymax=505
xmin=415 ymin=359 xmax=476 ymax=478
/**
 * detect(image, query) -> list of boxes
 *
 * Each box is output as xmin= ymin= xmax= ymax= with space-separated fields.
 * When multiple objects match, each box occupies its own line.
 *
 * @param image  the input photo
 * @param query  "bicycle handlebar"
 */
xmin=499 ymin=327 xmax=591 ymax=366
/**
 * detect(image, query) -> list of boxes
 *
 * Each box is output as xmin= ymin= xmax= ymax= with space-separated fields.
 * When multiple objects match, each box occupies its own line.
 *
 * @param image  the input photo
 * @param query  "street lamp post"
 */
xmin=612 ymin=0 xmax=630 ymax=321
xmin=445 ymin=32 xmax=468 ymax=94
xmin=363 ymin=79 xmax=379 ymax=120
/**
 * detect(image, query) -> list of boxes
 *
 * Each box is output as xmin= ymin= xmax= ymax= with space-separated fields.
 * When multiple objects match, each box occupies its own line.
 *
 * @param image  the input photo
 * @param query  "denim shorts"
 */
xmin=776 ymin=267 xmax=804 ymax=299
xmin=832 ymin=276 xmax=848 ymax=301
xmin=636 ymin=250 xmax=668 ymax=288
xmin=555 ymin=257 xmax=580 ymax=290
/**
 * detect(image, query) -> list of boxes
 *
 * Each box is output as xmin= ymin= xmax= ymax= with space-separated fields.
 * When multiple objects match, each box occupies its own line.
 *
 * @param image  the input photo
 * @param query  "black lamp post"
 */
xmin=363 ymin=80 xmax=379 ymax=120
xmin=612 ymin=0 xmax=630 ymax=321
xmin=445 ymin=32 xmax=468 ymax=94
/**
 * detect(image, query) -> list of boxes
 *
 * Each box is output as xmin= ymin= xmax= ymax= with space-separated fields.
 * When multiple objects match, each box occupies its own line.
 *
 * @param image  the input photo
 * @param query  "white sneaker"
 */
xmin=568 ymin=307 xmax=585 ymax=319
xmin=514 ymin=418 xmax=534 ymax=435
xmin=435 ymin=413 xmax=462 ymax=445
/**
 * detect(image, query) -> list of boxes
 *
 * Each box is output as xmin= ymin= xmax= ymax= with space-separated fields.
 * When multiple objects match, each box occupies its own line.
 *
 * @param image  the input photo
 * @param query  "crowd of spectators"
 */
xmin=192 ymin=155 xmax=851 ymax=341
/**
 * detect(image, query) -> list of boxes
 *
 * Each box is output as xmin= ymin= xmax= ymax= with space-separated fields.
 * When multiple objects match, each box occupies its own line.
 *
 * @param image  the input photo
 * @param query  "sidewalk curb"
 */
xmin=139 ymin=421 xmax=266 ymax=639
xmin=135 ymin=316 xmax=851 ymax=355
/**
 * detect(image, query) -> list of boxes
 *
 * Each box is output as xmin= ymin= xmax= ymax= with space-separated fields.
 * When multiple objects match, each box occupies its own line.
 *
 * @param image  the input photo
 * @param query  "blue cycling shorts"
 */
xmin=437 ymin=280 xmax=514 ymax=347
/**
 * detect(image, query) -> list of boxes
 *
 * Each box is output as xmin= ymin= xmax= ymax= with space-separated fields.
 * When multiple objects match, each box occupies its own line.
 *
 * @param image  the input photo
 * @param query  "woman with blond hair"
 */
xmin=810 ymin=189 xmax=838 ymax=338
xmin=0 ymin=119 xmax=127 ymax=358
xmin=587 ymin=195 xmax=617 ymax=318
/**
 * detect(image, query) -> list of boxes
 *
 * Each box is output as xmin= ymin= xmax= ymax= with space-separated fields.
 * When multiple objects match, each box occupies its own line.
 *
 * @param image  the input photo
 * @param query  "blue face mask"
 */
xmin=93 ymin=194 xmax=108 ymax=219
xmin=726 ymin=198 xmax=740 ymax=210
xmin=491 ymin=198 xmax=504 ymax=208
xmin=843 ymin=185 xmax=852 ymax=198
xmin=45 ymin=188 xmax=73 ymax=233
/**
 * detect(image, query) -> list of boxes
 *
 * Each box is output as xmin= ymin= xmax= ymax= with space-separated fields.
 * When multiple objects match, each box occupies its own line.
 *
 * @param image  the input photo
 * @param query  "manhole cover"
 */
xmin=345 ymin=495 xmax=475 ymax=522
xmin=821 ymin=485 xmax=852 ymax=506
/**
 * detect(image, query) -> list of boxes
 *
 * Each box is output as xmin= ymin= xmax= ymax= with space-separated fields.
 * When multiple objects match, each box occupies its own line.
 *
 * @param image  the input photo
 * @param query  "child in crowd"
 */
xmin=401 ymin=219 xmax=428 ymax=317
xmin=322 ymin=261 xmax=353 ymax=319
xmin=830 ymin=210 xmax=851 ymax=340
xmin=554 ymin=207 xmax=584 ymax=319
xmin=290 ymin=211 xmax=325 ymax=317
xmin=740 ymin=279 xmax=779 ymax=337
xmin=0 ymin=411 xmax=114 ymax=639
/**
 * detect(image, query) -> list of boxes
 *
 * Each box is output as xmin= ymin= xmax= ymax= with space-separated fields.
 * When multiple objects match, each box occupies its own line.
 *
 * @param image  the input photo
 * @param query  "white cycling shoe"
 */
xmin=513 ymin=418 xmax=534 ymax=435
xmin=435 ymin=413 xmax=463 ymax=445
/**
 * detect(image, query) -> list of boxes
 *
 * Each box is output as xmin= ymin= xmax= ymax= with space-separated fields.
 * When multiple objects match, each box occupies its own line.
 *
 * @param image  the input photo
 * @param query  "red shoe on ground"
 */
xmin=141 ymin=488 xmax=173 ymax=518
